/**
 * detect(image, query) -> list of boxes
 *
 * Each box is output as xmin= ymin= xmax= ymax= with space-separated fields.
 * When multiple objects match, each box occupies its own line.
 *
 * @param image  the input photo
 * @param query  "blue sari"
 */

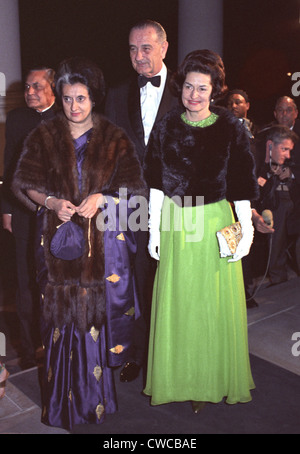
xmin=35 ymin=130 xmax=140 ymax=430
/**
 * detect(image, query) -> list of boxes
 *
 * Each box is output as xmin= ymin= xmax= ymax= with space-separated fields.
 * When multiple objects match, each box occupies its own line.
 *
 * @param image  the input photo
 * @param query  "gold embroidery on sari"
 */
xmin=106 ymin=274 xmax=120 ymax=283
xmin=110 ymin=345 xmax=124 ymax=354
xmin=53 ymin=328 xmax=60 ymax=344
xmin=90 ymin=326 xmax=100 ymax=342
xmin=93 ymin=365 xmax=102 ymax=382
xmin=47 ymin=366 xmax=52 ymax=382
xmin=125 ymin=307 xmax=135 ymax=316
xmin=96 ymin=403 xmax=105 ymax=420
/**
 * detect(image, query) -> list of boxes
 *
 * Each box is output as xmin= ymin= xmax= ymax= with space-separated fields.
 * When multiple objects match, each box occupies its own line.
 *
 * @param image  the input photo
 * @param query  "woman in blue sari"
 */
xmin=13 ymin=57 xmax=146 ymax=430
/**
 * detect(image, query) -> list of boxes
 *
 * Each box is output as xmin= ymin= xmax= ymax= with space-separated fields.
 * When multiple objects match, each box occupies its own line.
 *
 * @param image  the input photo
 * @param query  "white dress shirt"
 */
xmin=140 ymin=63 xmax=167 ymax=145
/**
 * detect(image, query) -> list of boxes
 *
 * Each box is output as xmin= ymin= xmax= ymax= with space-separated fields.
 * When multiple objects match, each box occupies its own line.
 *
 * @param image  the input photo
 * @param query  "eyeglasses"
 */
xmin=24 ymin=82 xmax=48 ymax=92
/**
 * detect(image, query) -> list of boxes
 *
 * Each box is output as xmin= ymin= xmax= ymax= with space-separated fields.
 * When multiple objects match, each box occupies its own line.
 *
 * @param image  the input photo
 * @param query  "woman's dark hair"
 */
xmin=171 ymin=49 xmax=228 ymax=101
xmin=54 ymin=56 xmax=105 ymax=107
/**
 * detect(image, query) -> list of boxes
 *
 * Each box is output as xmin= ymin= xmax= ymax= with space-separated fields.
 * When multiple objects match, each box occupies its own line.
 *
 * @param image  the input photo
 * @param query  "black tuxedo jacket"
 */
xmin=105 ymin=70 xmax=178 ymax=164
xmin=1 ymin=105 xmax=57 ymax=239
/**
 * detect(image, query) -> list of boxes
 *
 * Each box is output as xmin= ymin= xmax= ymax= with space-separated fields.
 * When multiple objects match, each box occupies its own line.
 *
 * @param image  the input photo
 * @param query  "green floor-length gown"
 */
xmin=144 ymin=195 xmax=255 ymax=406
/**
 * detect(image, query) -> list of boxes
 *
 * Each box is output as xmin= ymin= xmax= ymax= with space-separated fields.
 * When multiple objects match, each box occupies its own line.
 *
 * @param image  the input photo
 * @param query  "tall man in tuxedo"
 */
xmin=1 ymin=67 xmax=56 ymax=369
xmin=105 ymin=20 xmax=178 ymax=382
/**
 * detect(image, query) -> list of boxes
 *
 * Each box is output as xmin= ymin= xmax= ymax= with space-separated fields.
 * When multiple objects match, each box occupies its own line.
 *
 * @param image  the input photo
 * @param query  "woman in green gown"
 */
xmin=143 ymin=50 xmax=259 ymax=412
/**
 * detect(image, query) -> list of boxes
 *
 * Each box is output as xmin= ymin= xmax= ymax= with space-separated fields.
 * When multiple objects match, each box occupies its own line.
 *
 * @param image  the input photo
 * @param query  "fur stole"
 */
xmin=144 ymin=106 xmax=259 ymax=204
xmin=13 ymin=112 xmax=146 ymax=332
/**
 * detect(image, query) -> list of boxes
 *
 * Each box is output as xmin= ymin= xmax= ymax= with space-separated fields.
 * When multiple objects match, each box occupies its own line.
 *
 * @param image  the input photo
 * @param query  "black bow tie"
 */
xmin=138 ymin=75 xmax=161 ymax=88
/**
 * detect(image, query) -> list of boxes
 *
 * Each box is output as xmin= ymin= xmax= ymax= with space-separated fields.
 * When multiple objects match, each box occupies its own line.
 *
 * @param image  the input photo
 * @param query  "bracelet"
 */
xmin=44 ymin=195 xmax=56 ymax=209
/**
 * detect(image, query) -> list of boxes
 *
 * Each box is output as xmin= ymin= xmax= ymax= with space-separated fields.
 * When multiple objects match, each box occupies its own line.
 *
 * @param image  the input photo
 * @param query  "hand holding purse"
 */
xmin=217 ymin=200 xmax=254 ymax=262
xmin=216 ymin=221 xmax=242 ymax=257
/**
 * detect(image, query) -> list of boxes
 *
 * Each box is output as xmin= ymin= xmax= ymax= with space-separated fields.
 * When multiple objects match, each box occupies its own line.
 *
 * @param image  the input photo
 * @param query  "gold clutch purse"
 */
xmin=216 ymin=222 xmax=242 ymax=257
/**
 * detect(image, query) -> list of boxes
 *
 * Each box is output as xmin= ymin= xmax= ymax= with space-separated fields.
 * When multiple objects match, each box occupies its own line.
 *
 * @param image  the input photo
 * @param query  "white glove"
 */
xmin=228 ymin=200 xmax=254 ymax=263
xmin=148 ymin=188 xmax=164 ymax=260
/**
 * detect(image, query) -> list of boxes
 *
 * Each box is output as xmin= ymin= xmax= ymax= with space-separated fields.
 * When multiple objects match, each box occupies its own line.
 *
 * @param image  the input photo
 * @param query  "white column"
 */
xmin=178 ymin=0 xmax=224 ymax=64
xmin=0 ymin=0 xmax=24 ymax=176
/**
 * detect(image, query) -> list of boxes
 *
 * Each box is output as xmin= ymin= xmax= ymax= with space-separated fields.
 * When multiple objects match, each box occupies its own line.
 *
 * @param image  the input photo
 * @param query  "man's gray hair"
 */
xmin=27 ymin=67 xmax=55 ymax=85
xmin=130 ymin=19 xmax=167 ymax=43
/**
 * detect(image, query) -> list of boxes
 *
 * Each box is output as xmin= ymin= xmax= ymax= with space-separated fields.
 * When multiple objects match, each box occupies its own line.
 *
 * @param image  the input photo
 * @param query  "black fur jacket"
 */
xmin=12 ymin=112 xmax=146 ymax=332
xmin=144 ymin=106 xmax=259 ymax=204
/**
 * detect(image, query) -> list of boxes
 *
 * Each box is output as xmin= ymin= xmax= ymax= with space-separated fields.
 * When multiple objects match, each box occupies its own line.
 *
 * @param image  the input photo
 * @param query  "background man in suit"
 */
xmin=273 ymin=97 xmax=300 ymax=276
xmin=273 ymin=96 xmax=300 ymax=177
xmin=1 ymin=67 xmax=56 ymax=369
xmin=254 ymin=125 xmax=298 ymax=286
xmin=105 ymin=19 xmax=177 ymax=382
xmin=226 ymin=88 xmax=257 ymax=139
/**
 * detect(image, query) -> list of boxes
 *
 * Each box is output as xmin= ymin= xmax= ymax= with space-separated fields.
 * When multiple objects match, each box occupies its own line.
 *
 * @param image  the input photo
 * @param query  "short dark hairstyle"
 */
xmin=266 ymin=124 xmax=298 ymax=145
xmin=54 ymin=57 xmax=105 ymax=107
xmin=171 ymin=49 xmax=227 ymax=101
xmin=227 ymin=88 xmax=249 ymax=103
xmin=130 ymin=19 xmax=167 ymax=42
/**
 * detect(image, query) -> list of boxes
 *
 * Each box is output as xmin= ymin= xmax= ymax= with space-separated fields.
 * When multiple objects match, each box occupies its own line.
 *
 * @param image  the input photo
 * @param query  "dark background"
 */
xmin=223 ymin=0 xmax=300 ymax=124
xmin=18 ymin=0 xmax=179 ymax=85
xmin=18 ymin=0 xmax=300 ymax=126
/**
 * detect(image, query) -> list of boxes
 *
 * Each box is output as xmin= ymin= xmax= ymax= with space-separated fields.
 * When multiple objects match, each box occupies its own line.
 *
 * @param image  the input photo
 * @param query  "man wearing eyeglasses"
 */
xmin=1 ymin=67 xmax=56 ymax=370
xmin=24 ymin=69 xmax=55 ymax=112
